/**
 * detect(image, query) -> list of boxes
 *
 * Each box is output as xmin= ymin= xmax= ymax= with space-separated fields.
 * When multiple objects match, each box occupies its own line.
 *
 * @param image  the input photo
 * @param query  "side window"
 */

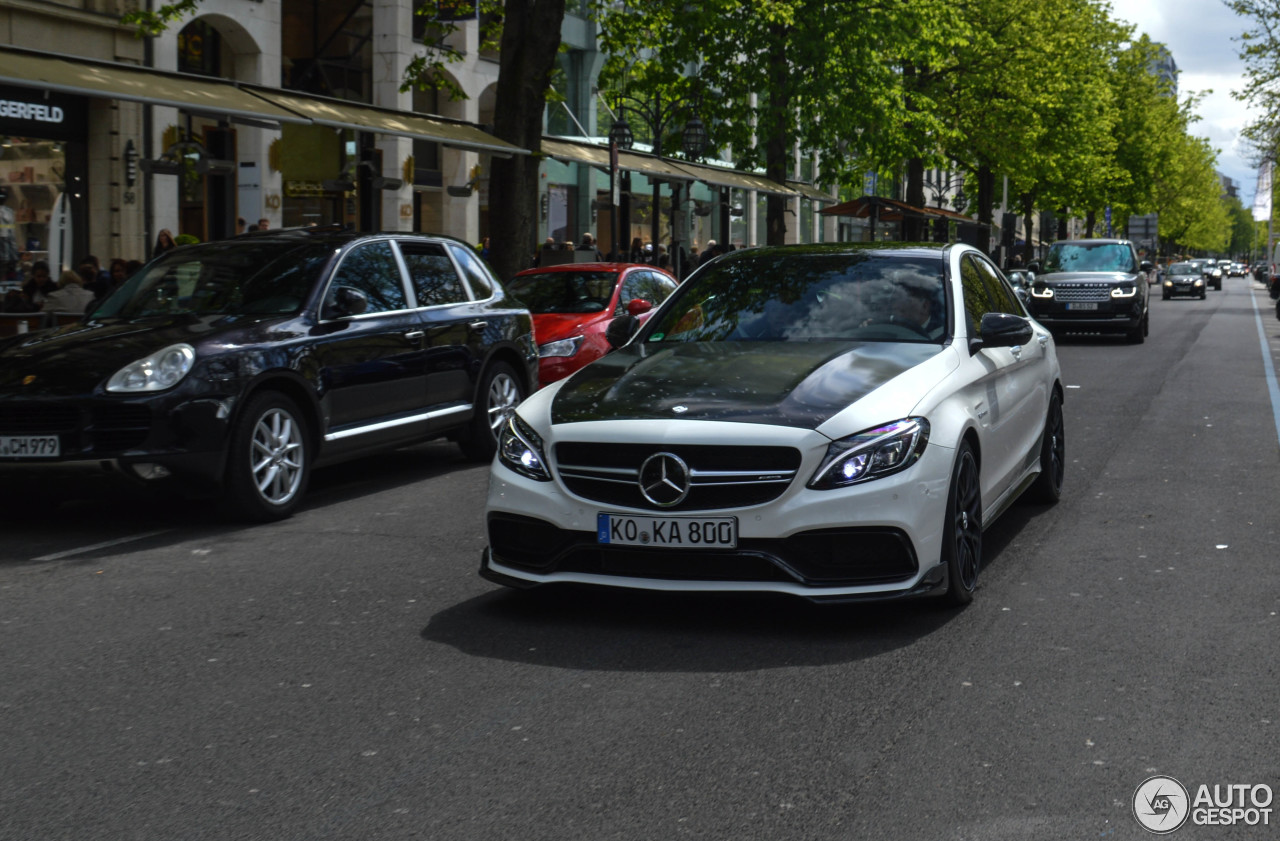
xmin=447 ymin=243 xmax=494 ymax=299
xmin=615 ymin=271 xmax=670 ymax=315
xmin=400 ymin=242 xmax=468 ymax=307
xmin=959 ymin=255 xmax=994 ymax=331
xmin=326 ymin=241 xmax=407 ymax=315
xmin=975 ymin=258 xmax=1023 ymax=315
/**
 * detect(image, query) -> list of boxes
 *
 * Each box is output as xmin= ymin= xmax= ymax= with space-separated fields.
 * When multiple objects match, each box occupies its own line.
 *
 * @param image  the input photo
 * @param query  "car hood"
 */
xmin=532 ymin=312 xmax=607 ymax=344
xmin=548 ymin=340 xmax=945 ymax=429
xmin=0 ymin=314 xmax=299 ymax=396
xmin=1036 ymin=271 xmax=1139 ymax=284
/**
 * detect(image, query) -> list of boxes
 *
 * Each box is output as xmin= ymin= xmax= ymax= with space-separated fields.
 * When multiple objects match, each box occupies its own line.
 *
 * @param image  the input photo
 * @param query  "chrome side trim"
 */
xmin=324 ymin=404 xmax=470 ymax=442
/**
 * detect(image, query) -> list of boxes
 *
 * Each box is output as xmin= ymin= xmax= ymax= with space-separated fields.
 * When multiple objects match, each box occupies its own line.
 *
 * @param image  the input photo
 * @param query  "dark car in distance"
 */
xmin=1027 ymin=239 xmax=1152 ymax=343
xmin=1162 ymin=262 xmax=1207 ymax=300
xmin=0 ymin=227 xmax=537 ymax=520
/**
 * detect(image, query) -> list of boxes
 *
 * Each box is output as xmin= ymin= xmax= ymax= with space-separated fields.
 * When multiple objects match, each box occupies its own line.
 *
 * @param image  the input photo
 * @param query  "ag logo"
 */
xmin=1133 ymin=775 xmax=1190 ymax=834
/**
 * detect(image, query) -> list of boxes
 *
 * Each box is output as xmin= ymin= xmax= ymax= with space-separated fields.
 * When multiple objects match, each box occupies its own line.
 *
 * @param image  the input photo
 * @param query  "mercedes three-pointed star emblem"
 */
xmin=638 ymin=452 xmax=691 ymax=507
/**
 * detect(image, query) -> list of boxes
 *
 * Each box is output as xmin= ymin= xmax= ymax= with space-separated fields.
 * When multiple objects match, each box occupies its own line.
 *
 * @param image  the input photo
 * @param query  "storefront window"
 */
xmin=1 ymin=137 xmax=67 ymax=279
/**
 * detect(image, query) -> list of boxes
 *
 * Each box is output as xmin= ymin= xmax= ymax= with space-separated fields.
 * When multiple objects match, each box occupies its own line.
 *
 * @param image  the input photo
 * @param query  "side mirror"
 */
xmin=1140 ymin=260 xmax=1153 ymax=272
xmin=971 ymin=311 xmax=1034 ymax=353
xmin=324 ymin=286 xmax=368 ymax=319
xmin=626 ymin=298 xmax=652 ymax=316
xmin=605 ymin=314 xmax=640 ymax=349
xmin=1027 ymin=261 xmax=1041 ymax=274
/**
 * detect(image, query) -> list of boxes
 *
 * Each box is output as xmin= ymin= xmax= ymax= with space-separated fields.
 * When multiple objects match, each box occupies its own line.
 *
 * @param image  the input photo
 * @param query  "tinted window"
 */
xmin=327 ymin=241 xmax=407 ymax=314
xmin=92 ymin=241 xmax=331 ymax=319
xmin=643 ymin=252 xmax=946 ymax=344
xmin=400 ymin=242 xmax=468 ymax=307
xmin=507 ymin=270 xmax=617 ymax=314
xmin=975 ymin=258 xmax=1023 ymax=315
xmin=960 ymin=255 xmax=994 ymax=330
xmin=616 ymin=271 xmax=677 ymax=315
xmin=448 ymin=243 xmax=493 ymax=299
xmin=1044 ymin=242 xmax=1136 ymax=273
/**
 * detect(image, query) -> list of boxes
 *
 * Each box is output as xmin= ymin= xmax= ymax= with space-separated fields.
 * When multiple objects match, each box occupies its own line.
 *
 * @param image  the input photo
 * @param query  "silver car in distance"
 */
xmin=482 ymin=242 xmax=1064 ymax=606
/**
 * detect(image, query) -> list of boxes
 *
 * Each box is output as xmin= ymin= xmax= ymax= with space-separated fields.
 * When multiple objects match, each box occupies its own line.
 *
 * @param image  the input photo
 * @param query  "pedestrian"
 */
xmin=579 ymin=232 xmax=604 ymax=260
xmin=699 ymin=239 xmax=717 ymax=264
xmin=257 ymin=217 xmax=270 ymax=231
xmin=628 ymin=237 xmax=645 ymax=263
xmin=41 ymin=269 xmax=96 ymax=314
xmin=153 ymin=229 xmax=177 ymax=258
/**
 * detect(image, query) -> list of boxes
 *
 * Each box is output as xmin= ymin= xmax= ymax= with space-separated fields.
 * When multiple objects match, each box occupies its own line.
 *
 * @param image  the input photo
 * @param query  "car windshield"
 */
xmin=506 ymin=271 xmax=618 ymax=314
xmin=642 ymin=251 xmax=947 ymax=344
xmin=1169 ymin=264 xmax=1198 ymax=276
xmin=1043 ymin=242 xmax=1136 ymax=273
xmin=90 ymin=241 xmax=333 ymax=320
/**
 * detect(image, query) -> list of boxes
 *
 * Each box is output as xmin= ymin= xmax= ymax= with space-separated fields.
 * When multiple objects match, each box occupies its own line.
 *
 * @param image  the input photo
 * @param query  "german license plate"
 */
xmin=0 ymin=435 xmax=60 ymax=457
xmin=1065 ymin=302 xmax=1099 ymax=311
xmin=598 ymin=513 xmax=738 ymax=548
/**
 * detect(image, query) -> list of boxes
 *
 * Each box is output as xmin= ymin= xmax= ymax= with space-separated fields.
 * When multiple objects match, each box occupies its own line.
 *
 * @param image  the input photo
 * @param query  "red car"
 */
xmin=507 ymin=262 xmax=678 ymax=387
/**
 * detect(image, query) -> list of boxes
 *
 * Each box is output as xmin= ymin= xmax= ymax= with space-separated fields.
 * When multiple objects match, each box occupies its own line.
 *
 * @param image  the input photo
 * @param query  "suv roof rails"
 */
xmin=235 ymin=222 xmax=355 ymax=239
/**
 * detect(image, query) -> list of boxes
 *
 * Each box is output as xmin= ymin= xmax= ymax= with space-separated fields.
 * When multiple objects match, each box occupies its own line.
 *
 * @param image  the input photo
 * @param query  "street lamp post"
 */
xmin=607 ymin=92 xmax=706 ymax=277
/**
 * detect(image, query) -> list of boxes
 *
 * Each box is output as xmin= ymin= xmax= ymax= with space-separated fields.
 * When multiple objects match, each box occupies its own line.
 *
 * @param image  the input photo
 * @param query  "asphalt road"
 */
xmin=3 ymin=276 xmax=1279 ymax=841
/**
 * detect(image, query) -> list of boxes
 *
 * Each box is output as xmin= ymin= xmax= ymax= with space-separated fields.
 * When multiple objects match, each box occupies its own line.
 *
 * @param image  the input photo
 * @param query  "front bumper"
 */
xmin=482 ymin=438 xmax=956 ymax=602
xmin=1027 ymin=297 xmax=1143 ymax=332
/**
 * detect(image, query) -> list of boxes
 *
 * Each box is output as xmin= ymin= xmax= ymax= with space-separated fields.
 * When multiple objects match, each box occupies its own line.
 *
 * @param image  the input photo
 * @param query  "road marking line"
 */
xmin=1249 ymin=287 xmax=1280 ymax=451
xmin=33 ymin=530 xmax=172 ymax=562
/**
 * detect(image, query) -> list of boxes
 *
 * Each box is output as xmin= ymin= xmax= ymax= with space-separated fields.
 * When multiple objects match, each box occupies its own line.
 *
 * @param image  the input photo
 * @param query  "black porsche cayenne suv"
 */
xmin=0 ymin=227 xmax=536 ymax=520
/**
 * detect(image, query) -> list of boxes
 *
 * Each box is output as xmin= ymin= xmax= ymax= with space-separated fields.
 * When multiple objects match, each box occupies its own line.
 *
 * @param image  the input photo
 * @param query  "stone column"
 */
xmin=372 ymin=0 xmax=414 ymax=232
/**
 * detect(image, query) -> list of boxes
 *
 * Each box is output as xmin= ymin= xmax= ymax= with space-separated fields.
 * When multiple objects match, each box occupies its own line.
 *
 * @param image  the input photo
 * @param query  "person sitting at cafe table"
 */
xmin=41 ymin=269 xmax=97 ymax=314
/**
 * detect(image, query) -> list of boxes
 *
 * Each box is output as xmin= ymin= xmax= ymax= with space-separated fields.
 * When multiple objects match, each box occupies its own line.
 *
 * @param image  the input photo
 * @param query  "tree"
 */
xmin=594 ymin=0 xmax=966 ymax=246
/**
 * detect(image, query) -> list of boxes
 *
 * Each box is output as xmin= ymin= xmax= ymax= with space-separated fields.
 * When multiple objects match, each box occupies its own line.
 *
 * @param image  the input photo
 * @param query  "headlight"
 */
xmin=1163 ymin=280 xmax=1173 ymax=287
xmin=1194 ymin=279 xmax=1203 ymax=286
xmin=808 ymin=418 xmax=930 ymax=490
xmin=1030 ymin=285 xmax=1053 ymax=298
xmin=1111 ymin=285 xmax=1137 ymax=298
xmin=497 ymin=414 xmax=552 ymax=481
xmin=105 ymin=343 xmax=196 ymax=393
xmin=538 ymin=335 xmax=584 ymax=359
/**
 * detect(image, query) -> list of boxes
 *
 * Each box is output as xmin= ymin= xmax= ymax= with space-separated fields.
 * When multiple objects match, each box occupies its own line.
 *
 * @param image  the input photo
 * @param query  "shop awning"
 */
xmin=0 ymin=45 xmax=306 ymax=128
xmin=541 ymin=138 xmax=612 ymax=167
xmin=819 ymin=196 xmax=943 ymax=221
xmin=0 ymin=44 xmax=525 ymax=154
xmin=676 ymin=160 xmax=795 ymax=195
xmin=246 ymin=87 xmax=527 ymax=156
xmin=787 ymin=180 xmax=836 ymax=203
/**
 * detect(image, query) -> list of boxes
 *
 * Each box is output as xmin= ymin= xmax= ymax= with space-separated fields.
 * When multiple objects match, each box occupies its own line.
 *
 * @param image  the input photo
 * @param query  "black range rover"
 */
xmin=1026 ymin=239 xmax=1152 ymax=343
xmin=0 ymin=227 xmax=537 ymax=520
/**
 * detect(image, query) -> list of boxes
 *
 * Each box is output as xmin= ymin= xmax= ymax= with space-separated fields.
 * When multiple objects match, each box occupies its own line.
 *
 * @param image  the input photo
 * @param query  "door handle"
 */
xmin=404 ymin=330 xmax=424 ymax=340
xmin=1010 ymin=345 xmax=1022 ymax=358
xmin=1037 ymin=334 xmax=1049 ymax=346
xmin=468 ymin=321 xmax=489 ymax=332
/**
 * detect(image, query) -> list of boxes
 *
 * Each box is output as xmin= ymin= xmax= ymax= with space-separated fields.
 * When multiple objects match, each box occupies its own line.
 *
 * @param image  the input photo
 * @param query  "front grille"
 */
xmin=1052 ymin=284 xmax=1110 ymax=302
xmin=0 ymin=403 xmax=80 ymax=434
xmin=554 ymin=442 xmax=802 ymax=511
xmin=90 ymin=404 xmax=153 ymax=453
xmin=488 ymin=514 xmax=918 ymax=587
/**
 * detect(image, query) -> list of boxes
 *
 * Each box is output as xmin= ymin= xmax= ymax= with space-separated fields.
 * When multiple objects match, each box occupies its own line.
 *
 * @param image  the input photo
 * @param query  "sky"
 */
xmin=1107 ymin=0 xmax=1264 ymax=204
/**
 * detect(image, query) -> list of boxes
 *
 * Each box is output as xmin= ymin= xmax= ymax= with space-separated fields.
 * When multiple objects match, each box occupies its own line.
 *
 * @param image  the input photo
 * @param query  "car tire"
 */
xmin=1162 ymin=290 xmax=1170 ymax=300
xmin=1026 ymin=392 xmax=1064 ymax=505
xmin=941 ymin=442 xmax=982 ymax=607
xmin=1126 ymin=317 xmax=1146 ymax=344
xmin=224 ymin=391 xmax=311 ymax=521
xmin=458 ymin=362 xmax=525 ymax=462
xmin=1200 ymin=291 xmax=1207 ymax=300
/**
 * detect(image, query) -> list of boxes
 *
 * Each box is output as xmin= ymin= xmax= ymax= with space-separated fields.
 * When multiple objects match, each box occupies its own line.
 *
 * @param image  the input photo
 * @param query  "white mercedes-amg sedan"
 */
xmin=482 ymin=242 xmax=1063 ymax=606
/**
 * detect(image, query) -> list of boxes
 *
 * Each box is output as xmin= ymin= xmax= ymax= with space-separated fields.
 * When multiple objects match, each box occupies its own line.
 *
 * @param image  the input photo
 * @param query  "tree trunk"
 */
xmin=487 ymin=0 xmax=566 ymax=283
xmin=1021 ymin=193 xmax=1035 ymax=265
xmin=904 ymin=157 xmax=925 ymax=241
xmin=1085 ymin=210 xmax=1096 ymax=238
xmin=763 ymin=21 xmax=791 ymax=247
xmin=1057 ymin=209 xmax=1068 ymax=241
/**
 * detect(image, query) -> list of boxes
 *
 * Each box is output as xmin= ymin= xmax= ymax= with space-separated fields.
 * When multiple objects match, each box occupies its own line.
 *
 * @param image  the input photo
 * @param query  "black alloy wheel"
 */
xmin=942 ymin=442 xmax=983 ymax=606
xmin=459 ymin=362 xmax=525 ymax=461
xmin=1026 ymin=392 xmax=1065 ymax=505
xmin=224 ymin=391 xmax=312 ymax=521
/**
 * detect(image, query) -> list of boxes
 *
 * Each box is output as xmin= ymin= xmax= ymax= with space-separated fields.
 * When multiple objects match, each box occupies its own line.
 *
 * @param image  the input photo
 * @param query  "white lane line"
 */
xmin=1249 ymin=286 xmax=1280 ymax=451
xmin=33 ymin=529 xmax=172 ymax=562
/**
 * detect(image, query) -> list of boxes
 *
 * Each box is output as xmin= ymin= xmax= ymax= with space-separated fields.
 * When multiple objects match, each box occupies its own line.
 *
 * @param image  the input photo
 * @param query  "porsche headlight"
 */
xmin=105 ymin=343 xmax=196 ymax=393
xmin=538 ymin=335 xmax=584 ymax=359
xmin=808 ymin=418 xmax=930 ymax=490
xmin=498 ymin=414 xmax=552 ymax=481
